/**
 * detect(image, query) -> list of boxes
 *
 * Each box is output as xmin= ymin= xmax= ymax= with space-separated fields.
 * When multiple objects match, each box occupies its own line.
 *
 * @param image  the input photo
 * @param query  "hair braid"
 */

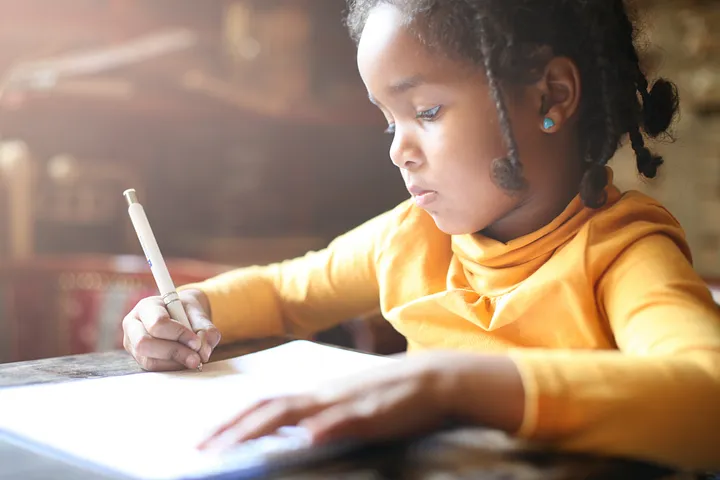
xmin=614 ymin=1 xmax=670 ymax=179
xmin=476 ymin=14 xmax=527 ymax=192
xmin=579 ymin=28 xmax=612 ymax=208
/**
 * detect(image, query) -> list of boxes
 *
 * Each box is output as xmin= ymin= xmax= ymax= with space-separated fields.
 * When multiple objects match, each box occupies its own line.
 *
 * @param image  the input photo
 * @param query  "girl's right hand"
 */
xmin=122 ymin=289 xmax=222 ymax=371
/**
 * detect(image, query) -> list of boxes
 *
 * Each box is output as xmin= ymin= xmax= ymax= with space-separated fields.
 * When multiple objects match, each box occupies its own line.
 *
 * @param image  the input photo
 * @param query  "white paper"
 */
xmin=0 ymin=341 xmax=393 ymax=479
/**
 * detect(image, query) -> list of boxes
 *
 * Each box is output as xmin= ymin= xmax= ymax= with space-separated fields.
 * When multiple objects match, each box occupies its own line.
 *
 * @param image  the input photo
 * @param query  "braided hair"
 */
xmin=346 ymin=0 xmax=680 ymax=208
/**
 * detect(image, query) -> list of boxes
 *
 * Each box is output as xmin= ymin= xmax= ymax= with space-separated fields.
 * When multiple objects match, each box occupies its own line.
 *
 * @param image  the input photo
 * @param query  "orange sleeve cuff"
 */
xmin=179 ymin=273 xmax=286 ymax=344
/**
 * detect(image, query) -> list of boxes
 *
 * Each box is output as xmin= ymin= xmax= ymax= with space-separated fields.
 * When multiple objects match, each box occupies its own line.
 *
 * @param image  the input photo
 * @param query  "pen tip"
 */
xmin=197 ymin=363 xmax=203 ymax=372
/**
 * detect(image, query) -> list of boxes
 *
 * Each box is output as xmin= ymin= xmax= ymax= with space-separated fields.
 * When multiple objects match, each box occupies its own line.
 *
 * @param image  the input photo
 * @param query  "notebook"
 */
xmin=0 ymin=341 xmax=394 ymax=480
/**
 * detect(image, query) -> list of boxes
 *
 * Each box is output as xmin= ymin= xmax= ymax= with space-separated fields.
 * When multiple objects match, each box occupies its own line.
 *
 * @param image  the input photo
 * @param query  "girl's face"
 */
xmin=357 ymin=4 xmax=580 ymax=238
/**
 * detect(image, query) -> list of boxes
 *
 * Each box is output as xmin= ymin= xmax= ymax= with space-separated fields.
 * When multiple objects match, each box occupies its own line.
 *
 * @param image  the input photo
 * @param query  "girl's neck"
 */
xmin=481 ymin=154 xmax=586 ymax=244
xmin=481 ymin=186 xmax=579 ymax=244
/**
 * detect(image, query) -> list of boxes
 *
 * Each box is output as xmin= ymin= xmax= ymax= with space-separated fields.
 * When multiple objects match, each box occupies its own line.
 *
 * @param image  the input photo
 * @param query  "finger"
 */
xmin=197 ymin=398 xmax=275 ymax=450
xmin=200 ymin=397 xmax=324 ymax=450
xmin=125 ymin=318 xmax=201 ymax=370
xmin=225 ymin=398 xmax=325 ymax=444
xmin=184 ymin=298 xmax=212 ymax=330
xmin=196 ymin=330 xmax=213 ymax=363
xmin=185 ymin=300 xmax=221 ymax=349
xmin=185 ymin=299 xmax=220 ymax=356
xmin=306 ymin=394 xmax=440 ymax=445
xmin=123 ymin=313 xmax=147 ymax=361
xmin=303 ymin=403 xmax=377 ymax=445
xmin=137 ymin=298 xmax=201 ymax=351
xmin=207 ymin=326 xmax=222 ymax=350
xmin=122 ymin=319 xmax=133 ymax=354
xmin=136 ymin=356 xmax=186 ymax=372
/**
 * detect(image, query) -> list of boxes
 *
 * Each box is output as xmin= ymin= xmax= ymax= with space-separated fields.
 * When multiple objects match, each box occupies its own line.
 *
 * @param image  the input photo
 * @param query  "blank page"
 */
xmin=0 ymin=341 xmax=393 ymax=480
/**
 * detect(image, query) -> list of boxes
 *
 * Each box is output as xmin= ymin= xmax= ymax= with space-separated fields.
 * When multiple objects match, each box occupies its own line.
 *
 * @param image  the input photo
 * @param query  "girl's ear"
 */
xmin=535 ymin=57 xmax=582 ymax=134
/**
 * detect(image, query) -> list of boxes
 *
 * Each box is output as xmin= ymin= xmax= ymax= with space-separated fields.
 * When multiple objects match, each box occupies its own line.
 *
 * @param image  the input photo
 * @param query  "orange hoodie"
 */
xmin=186 ymin=172 xmax=720 ymax=470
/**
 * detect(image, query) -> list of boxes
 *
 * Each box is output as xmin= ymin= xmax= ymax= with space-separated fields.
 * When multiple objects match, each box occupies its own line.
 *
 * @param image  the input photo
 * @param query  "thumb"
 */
xmin=185 ymin=298 xmax=212 ymax=330
xmin=185 ymin=299 xmax=221 ymax=350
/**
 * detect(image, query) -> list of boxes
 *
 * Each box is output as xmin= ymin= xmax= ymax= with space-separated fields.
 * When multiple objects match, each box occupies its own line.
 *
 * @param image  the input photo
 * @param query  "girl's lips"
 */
xmin=407 ymin=185 xmax=438 ymax=208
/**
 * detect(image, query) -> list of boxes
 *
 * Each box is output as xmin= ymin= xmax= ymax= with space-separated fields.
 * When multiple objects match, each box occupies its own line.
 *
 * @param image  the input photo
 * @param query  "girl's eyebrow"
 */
xmin=368 ymin=74 xmax=428 ymax=106
xmin=387 ymin=74 xmax=427 ymax=95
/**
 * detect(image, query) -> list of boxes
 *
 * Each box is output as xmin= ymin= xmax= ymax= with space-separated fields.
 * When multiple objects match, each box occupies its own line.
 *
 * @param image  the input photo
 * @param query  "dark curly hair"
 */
xmin=346 ymin=0 xmax=680 ymax=208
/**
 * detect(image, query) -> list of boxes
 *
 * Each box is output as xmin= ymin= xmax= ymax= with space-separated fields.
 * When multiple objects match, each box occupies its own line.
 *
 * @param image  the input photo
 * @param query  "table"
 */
xmin=0 ymin=338 xmax=693 ymax=480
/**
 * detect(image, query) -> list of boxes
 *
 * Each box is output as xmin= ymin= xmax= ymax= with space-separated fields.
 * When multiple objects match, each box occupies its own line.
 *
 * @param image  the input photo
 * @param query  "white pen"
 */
xmin=123 ymin=188 xmax=202 ymax=371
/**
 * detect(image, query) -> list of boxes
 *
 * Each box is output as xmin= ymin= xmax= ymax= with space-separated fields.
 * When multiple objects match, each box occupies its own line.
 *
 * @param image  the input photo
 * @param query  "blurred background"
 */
xmin=0 ymin=0 xmax=718 ymax=363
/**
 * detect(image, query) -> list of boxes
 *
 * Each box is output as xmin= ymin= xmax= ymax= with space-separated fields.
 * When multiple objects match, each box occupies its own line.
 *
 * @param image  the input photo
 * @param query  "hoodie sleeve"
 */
xmin=180 ymin=200 xmax=413 ymax=343
xmin=509 ymin=234 xmax=720 ymax=470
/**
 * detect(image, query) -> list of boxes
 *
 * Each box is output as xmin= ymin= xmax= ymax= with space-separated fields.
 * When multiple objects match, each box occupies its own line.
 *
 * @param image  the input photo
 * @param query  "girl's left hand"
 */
xmin=197 ymin=353 xmax=458 ymax=450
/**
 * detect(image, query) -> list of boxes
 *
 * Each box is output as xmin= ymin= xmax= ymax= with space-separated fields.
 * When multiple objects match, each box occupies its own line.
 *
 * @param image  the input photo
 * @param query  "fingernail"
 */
xmin=189 ymin=338 xmax=202 ymax=351
xmin=186 ymin=354 xmax=201 ymax=370
xmin=200 ymin=346 xmax=211 ymax=363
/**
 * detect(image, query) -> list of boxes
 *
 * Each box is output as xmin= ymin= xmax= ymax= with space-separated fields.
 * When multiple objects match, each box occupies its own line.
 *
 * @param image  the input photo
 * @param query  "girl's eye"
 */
xmin=416 ymin=106 xmax=441 ymax=121
xmin=383 ymin=106 xmax=440 ymax=135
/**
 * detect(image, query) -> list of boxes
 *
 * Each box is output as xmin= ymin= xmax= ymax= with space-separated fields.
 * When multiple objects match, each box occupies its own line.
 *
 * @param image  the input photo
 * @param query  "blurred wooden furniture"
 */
xmin=0 ymin=337 xmax=691 ymax=480
xmin=0 ymin=140 xmax=34 ymax=260
xmin=0 ymin=254 xmax=231 ymax=363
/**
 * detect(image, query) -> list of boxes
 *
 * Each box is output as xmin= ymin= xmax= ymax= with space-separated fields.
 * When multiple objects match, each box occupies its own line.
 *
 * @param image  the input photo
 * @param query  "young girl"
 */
xmin=122 ymin=0 xmax=720 ymax=471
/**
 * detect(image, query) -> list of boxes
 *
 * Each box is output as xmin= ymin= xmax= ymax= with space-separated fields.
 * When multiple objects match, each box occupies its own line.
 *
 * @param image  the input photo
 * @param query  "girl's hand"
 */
xmin=122 ymin=289 xmax=221 ymax=371
xmin=198 ymin=354 xmax=453 ymax=450
xmin=197 ymin=352 xmax=524 ymax=451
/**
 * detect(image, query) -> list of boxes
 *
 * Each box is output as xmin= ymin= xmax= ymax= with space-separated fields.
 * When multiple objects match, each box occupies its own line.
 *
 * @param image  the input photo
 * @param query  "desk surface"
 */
xmin=0 ymin=338 xmax=687 ymax=480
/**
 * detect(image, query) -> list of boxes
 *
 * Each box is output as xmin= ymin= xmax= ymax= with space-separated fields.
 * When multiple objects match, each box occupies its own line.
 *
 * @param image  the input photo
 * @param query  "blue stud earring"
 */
xmin=543 ymin=117 xmax=556 ymax=130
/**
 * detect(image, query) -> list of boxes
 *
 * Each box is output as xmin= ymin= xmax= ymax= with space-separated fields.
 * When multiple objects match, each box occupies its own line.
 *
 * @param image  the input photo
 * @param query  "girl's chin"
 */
xmin=427 ymin=211 xmax=480 ymax=236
